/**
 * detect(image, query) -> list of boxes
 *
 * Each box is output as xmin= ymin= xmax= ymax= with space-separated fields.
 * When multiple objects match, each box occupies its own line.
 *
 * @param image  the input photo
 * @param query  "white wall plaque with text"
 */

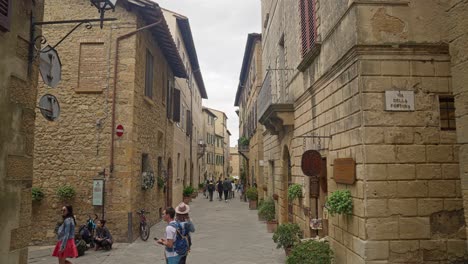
xmin=385 ymin=91 xmax=415 ymax=111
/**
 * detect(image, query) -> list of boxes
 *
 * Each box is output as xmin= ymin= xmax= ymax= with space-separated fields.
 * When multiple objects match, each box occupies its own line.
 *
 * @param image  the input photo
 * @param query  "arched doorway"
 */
xmin=282 ymin=146 xmax=293 ymax=223
xmin=166 ymin=158 xmax=173 ymax=207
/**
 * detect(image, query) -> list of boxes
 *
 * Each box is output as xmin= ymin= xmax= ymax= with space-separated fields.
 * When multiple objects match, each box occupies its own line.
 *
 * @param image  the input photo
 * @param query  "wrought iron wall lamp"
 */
xmin=29 ymin=0 xmax=118 ymax=67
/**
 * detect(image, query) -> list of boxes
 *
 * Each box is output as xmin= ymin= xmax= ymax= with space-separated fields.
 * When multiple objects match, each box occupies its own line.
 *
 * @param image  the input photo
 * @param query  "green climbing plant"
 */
xmin=325 ymin=189 xmax=353 ymax=216
xmin=287 ymin=184 xmax=303 ymax=201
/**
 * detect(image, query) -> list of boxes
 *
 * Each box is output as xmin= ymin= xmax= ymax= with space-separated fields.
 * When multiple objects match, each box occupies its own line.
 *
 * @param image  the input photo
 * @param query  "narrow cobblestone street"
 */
xmin=28 ymin=194 xmax=285 ymax=264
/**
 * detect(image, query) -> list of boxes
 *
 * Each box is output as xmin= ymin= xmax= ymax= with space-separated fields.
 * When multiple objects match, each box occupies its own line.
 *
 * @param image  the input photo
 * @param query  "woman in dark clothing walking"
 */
xmin=216 ymin=179 xmax=223 ymax=201
xmin=52 ymin=205 xmax=78 ymax=264
xmin=94 ymin=220 xmax=113 ymax=250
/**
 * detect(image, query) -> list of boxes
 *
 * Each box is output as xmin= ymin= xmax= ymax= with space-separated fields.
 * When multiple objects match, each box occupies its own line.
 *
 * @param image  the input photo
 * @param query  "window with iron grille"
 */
xmin=299 ymin=0 xmax=316 ymax=57
xmin=439 ymin=96 xmax=456 ymax=130
xmin=0 ymin=0 xmax=11 ymax=32
xmin=145 ymin=50 xmax=154 ymax=99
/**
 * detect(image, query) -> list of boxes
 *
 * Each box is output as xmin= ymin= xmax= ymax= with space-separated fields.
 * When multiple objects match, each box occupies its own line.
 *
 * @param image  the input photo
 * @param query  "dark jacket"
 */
xmin=217 ymin=181 xmax=223 ymax=192
xmin=223 ymin=180 xmax=231 ymax=191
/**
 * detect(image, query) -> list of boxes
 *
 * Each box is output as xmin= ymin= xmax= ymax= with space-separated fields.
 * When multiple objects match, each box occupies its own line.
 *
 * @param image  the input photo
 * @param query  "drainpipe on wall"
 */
xmin=109 ymin=18 xmax=162 ymax=243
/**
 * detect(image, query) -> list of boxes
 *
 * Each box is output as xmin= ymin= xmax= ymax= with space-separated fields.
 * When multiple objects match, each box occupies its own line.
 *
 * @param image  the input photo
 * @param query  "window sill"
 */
xmin=297 ymin=42 xmax=322 ymax=72
xmin=75 ymin=89 xmax=103 ymax=94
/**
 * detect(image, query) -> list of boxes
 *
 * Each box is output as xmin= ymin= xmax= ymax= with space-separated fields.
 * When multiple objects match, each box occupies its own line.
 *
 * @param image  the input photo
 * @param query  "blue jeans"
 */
xmin=166 ymin=255 xmax=181 ymax=264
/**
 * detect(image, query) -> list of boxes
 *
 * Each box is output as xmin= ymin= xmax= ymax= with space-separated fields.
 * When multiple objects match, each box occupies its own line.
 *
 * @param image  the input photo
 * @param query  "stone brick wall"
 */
xmin=32 ymin=0 xmax=175 ymax=243
xmin=261 ymin=0 xmax=467 ymax=263
xmin=449 ymin=0 xmax=468 ymax=247
xmin=0 ymin=1 xmax=43 ymax=263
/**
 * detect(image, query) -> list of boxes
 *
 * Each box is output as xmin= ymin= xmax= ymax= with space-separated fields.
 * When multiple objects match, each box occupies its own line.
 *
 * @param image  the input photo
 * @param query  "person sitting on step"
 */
xmin=93 ymin=220 xmax=113 ymax=251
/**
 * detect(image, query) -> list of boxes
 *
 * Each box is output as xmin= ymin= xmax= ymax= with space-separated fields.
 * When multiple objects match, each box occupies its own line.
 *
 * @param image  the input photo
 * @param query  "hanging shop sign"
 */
xmin=333 ymin=158 xmax=356 ymax=184
xmin=39 ymin=45 xmax=62 ymax=88
xmin=92 ymin=179 xmax=104 ymax=206
xmin=301 ymin=150 xmax=322 ymax=177
xmin=385 ymin=91 xmax=414 ymax=111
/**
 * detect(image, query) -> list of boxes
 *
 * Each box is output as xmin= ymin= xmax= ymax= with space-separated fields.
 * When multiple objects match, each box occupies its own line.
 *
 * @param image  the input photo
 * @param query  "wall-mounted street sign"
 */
xmin=116 ymin=124 xmax=124 ymax=137
xmin=385 ymin=91 xmax=414 ymax=111
xmin=38 ymin=94 xmax=60 ymax=121
xmin=39 ymin=45 xmax=62 ymax=88
xmin=92 ymin=179 xmax=104 ymax=206
xmin=333 ymin=158 xmax=356 ymax=185
xmin=301 ymin=150 xmax=322 ymax=177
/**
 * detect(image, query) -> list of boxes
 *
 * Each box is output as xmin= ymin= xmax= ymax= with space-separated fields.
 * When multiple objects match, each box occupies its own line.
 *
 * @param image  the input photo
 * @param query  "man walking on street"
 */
xmin=217 ymin=178 xmax=223 ymax=201
xmin=156 ymin=207 xmax=181 ymax=264
xmin=223 ymin=178 xmax=231 ymax=202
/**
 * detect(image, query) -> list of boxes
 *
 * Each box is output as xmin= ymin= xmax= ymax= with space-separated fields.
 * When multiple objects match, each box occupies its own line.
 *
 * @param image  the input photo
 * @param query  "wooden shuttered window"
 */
xmin=166 ymin=79 xmax=173 ymax=119
xmin=299 ymin=0 xmax=316 ymax=57
xmin=186 ymin=109 xmax=192 ymax=136
xmin=145 ymin=50 xmax=154 ymax=99
xmin=0 ymin=0 xmax=11 ymax=32
xmin=173 ymin=88 xmax=181 ymax=122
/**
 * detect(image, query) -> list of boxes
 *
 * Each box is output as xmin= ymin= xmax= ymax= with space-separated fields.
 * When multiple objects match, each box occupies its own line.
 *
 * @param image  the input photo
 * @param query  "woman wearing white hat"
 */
xmin=175 ymin=202 xmax=195 ymax=264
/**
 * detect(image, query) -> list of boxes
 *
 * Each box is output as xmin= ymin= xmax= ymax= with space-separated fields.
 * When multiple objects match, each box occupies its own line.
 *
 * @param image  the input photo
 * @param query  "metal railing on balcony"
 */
xmin=257 ymin=69 xmax=293 ymax=122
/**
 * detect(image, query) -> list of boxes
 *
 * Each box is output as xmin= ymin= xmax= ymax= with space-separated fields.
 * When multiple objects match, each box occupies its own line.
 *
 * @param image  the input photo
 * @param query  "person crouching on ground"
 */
xmin=157 ymin=207 xmax=181 ymax=264
xmin=175 ymin=202 xmax=195 ymax=264
xmin=94 ymin=219 xmax=113 ymax=250
xmin=52 ymin=205 xmax=78 ymax=264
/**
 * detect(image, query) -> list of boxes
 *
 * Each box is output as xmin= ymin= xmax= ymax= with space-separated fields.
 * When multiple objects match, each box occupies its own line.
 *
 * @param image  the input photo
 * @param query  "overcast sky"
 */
xmin=156 ymin=0 xmax=261 ymax=147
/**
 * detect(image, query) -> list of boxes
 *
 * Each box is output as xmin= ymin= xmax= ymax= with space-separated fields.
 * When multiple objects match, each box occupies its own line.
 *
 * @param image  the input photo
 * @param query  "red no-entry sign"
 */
xmin=116 ymin=124 xmax=124 ymax=137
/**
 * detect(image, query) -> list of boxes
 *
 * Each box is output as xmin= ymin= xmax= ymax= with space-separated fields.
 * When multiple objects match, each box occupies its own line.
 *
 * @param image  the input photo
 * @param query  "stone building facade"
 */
xmin=202 ymin=107 xmax=217 ymax=180
xmin=163 ymin=9 xmax=208 ymax=203
xmin=0 ymin=1 xmax=43 ymax=263
xmin=235 ymin=33 xmax=265 ymax=197
xmin=259 ymin=0 xmax=467 ymax=263
xmin=450 ymin=0 xmax=468 ymax=245
xmin=210 ymin=108 xmax=230 ymax=180
xmin=32 ymin=0 xmax=187 ymax=243
xmin=230 ymin=147 xmax=240 ymax=179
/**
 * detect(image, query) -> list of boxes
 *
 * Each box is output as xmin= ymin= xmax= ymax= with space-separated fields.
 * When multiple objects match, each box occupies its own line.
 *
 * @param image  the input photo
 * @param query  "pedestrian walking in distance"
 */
xmin=156 ymin=207 xmax=181 ymax=264
xmin=175 ymin=202 xmax=195 ymax=264
xmin=231 ymin=181 xmax=236 ymax=199
xmin=208 ymin=180 xmax=215 ymax=201
xmin=223 ymin=178 xmax=231 ymax=202
xmin=52 ymin=205 xmax=78 ymax=264
xmin=217 ymin=178 xmax=223 ymax=201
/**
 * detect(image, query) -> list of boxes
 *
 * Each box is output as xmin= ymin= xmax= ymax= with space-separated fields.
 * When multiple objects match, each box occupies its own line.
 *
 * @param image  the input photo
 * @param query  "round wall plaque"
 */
xmin=301 ymin=150 xmax=322 ymax=177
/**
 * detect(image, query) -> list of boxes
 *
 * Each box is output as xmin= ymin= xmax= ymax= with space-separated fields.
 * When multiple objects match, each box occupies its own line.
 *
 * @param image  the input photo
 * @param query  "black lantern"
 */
xmin=90 ymin=0 xmax=118 ymax=28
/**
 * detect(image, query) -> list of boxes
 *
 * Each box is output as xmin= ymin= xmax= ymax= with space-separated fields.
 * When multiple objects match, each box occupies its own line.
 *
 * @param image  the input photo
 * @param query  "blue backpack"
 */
xmin=167 ymin=222 xmax=189 ymax=256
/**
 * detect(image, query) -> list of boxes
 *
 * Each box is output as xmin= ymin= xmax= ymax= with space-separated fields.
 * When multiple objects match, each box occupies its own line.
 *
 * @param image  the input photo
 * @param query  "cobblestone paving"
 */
xmin=28 ymin=194 xmax=285 ymax=264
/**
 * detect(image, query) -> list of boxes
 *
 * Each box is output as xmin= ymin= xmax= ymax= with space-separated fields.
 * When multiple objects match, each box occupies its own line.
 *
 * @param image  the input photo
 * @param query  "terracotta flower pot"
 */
xmin=249 ymin=200 xmax=257 ymax=210
xmin=266 ymin=220 xmax=277 ymax=233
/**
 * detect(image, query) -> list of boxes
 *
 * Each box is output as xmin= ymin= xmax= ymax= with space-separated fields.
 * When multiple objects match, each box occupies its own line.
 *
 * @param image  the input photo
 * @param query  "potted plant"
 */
xmin=288 ymin=184 xmax=303 ymax=201
xmin=198 ymin=183 xmax=205 ymax=193
xmin=272 ymin=223 xmax=302 ymax=256
xmin=239 ymin=136 xmax=250 ymax=146
xmin=183 ymin=186 xmax=195 ymax=204
xmin=246 ymin=187 xmax=258 ymax=209
xmin=258 ymin=198 xmax=277 ymax=233
xmin=56 ymin=185 xmax=75 ymax=201
xmin=272 ymin=193 xmax=279 ymax=200
xmin=32 ymin=187 xmax=45 ymax=202
xmin=325 ymin=189 xmax=353 ymax=216
xmin=257 ymin=199 xmax=265 ymax=221
xmin=287 ymin=240 xmax=333 ymax=264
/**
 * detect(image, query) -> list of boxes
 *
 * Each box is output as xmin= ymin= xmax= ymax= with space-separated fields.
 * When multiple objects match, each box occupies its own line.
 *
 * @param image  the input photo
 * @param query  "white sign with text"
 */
xmin=385 ymin=91 xmax=415 ymax=111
